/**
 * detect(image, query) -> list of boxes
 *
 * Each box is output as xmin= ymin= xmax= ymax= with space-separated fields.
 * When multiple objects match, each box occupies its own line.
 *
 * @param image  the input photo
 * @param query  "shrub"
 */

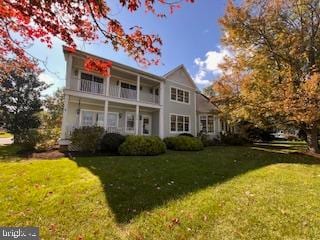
xmin=246 ymin=127 xmax=275 ymax=142
xmin=164 ymin=136 xmax=204 ymax=151
xmin=199 ymin=133 xmax=220 ymax=147
xmin=100 ymin=133 xmax=126 ymax=153
xmin=15 ymin=129 xmax=39 ymax=151
xmin=287 ymin=135 xmax=298 ymax=141
xmin=71 ymin=126 xmax=104 ymax=153
xmin=220 ymin=133 xmax=249 ymax=146
xmin=35 ymin=128 xmax=60 ymax=151
xmin=119 ymin=136 xmax=166 ymax=156
xmin=179 ymin=133 xmax=194 ymax=137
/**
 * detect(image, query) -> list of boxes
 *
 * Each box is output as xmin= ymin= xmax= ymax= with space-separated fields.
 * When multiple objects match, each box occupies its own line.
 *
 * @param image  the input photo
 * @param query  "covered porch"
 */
xmin=61 ymin=96 xmax=163 ymax=139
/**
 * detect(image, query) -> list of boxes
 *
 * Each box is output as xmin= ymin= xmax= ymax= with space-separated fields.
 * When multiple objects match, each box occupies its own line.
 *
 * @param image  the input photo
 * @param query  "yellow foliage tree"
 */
xmin=214 ymin=0 xmax=320 ymax=152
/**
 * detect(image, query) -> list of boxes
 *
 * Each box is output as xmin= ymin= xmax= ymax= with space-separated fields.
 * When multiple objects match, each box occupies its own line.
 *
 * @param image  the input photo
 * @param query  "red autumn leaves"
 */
xmin=84 ymin=58 xmax=112 ymax=77
xmin=1 ymin=0 xmax=194 ymax=77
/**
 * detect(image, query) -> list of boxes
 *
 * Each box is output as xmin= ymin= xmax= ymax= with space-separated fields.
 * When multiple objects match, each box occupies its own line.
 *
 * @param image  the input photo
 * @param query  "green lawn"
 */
xmin=1 ymin=145 xmax=320 ymax=239
xmin=0 ymin=131 xmax=12 ymax=138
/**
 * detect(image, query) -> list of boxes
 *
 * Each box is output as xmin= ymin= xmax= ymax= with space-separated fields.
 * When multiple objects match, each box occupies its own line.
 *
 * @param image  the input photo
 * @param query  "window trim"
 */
xmin=79 ymin=109 xmax=104 ymax=127
xmin=141 ymin=114 xmax=152 ymax=136
xmin=125 ymin=111 xmax=136 ymax=133
xmin=169 ymin=86 xmax=190 ymax=105
xmin=106 ymin=112 xmax=119 ymax=128
xmin=78 ymin=70 xmax=105 ymax=93
xmin=169 ymin=113 xmax=191 ymax=134
xmin=199 ymin=114 xmax=216 ymax=134
xmin=79 ymin=70 xmax=104 ymax=82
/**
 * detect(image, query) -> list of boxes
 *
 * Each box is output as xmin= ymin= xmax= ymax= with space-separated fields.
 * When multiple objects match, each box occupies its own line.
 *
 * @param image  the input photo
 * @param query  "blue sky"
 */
xmin=28 ymin=0 xmax=229 ymax=95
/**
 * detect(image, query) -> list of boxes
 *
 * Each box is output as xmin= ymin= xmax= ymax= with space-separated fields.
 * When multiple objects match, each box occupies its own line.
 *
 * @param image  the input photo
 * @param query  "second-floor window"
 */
xmin=170 ymin=87 xmax=190 ymax=104
xmin=81 ymin=72 xmax=103 ymax=83
xmin=80 ymin=72 xmax=104 ymax=94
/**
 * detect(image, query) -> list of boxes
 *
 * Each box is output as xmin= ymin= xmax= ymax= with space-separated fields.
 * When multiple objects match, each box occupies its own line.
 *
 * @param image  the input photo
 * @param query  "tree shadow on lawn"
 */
xmin=71 ymin=146 xmax=320 ymax=224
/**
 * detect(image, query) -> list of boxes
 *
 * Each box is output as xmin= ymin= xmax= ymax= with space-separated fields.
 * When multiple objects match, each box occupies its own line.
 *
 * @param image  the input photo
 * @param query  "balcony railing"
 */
xmin=109 ymin=85 xmax=137 ymax=100
xmin=79 ymin=79 xmax=104 ymax=95
xmin=76 ymin=79 xmax=160 ymax=104
xmin=140 ymin=91 xmax=159 ymax=104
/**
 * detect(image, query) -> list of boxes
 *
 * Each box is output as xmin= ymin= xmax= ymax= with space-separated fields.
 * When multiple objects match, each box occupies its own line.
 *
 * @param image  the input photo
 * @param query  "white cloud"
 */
xmin=39 ymin=73 xmax=55 ymax=85
xmin=193 ymin=46 xmax=230 ymax=86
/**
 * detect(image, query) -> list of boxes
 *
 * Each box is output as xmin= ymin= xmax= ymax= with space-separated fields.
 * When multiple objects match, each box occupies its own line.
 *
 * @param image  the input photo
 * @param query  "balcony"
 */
xmin=109 ymin=85 xmax=137 ymax=100
xmin=79 ymin=79 xmax=104 ymax=95
xmin=77 ymin=78 xmax=160 ymax=105
xmin=109 ymin=85 xmax=159 ymax=104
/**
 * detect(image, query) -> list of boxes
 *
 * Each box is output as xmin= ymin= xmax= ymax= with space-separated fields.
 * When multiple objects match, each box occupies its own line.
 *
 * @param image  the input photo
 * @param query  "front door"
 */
xmin=141 ymin=115 xmax=152 ymax=135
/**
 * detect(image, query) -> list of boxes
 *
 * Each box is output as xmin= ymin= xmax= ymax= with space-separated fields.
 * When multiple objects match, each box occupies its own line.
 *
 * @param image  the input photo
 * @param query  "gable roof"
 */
xmin=163 ymin=64 xmax=198 ymax=89
xmin=63 ymin=46 xmax=165 ymax=81
xmin=196 ymin=92 xmax=219 ymax=113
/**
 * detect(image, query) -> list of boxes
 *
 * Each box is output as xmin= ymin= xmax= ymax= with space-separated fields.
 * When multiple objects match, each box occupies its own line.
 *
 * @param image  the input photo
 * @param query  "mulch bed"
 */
xmin=18 ymin=149 xmax=116 ymax=160
xmin=18 ymin=149 xmax=68 ymax=159
xmin=300 ymin=151 xmax=320 ymax=160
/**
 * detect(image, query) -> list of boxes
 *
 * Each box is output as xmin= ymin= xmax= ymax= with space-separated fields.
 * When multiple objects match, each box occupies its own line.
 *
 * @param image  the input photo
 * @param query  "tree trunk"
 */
xmin=306 ymin=123 xmax=319 ymax=153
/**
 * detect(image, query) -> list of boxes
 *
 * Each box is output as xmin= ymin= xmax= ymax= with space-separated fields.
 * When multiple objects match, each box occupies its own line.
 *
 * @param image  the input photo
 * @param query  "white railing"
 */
xmin=105 ymin=127 xmax=123 ymax=134
xmin=75 ymin=79 xmax=160 ymax=104
xmin=108 ymin=85 xmax=137 ymax=100
xmin=109 ymin=85 xmax=159 ymax=104
xmin=140 ymin=92 xmax=159 ymax=104
xmin=79 ymin=79 xmax=104 ymax=95
xmin=65 ymin=125 xmax=77 ymax=139
xmin=109 ymin=85 xmax=119 ymax=98
xmin=65 ymin=125 xmax=124 ymax=138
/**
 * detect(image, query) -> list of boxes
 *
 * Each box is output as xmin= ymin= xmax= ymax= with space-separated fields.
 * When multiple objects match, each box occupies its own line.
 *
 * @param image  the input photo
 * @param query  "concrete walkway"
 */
xmin=0 ymin=138 xmax=13 ymax=145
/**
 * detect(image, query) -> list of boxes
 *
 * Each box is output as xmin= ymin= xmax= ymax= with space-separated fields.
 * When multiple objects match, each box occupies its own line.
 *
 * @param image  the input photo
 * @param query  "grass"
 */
xmin=1 ymin=144 xmax=320 ymax=239
xmin=0 ymin=131 xmax=13 ymax=138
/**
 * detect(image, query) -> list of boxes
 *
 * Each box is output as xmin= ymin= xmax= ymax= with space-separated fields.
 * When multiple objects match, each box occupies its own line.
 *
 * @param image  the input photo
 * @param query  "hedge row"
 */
xmin=164 ymin=136 xmax=204 ymax=151
xmin=70 ymin=127 xmax=209 ymax=155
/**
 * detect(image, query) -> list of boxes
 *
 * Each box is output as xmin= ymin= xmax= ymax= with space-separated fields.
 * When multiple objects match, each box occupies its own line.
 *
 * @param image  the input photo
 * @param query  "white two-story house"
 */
xmin=60 ymin=47 xmax=234 ymax=145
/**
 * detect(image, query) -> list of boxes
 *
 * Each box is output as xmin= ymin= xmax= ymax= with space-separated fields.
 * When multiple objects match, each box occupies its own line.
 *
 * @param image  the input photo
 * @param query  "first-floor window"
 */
xmin=170 ymin=114 xmax=190 ymax=133
xmin=200 ymin=115 xmax=207 ymax=132
xmin=126 ymin=112 xmax=135 ymax=132
xmin=200 ymin=115 xmax=215 ymax=133
xmin=81 ymin=110 xmax=104 ymax=127
xmin=107 ymin=113 xmax=118 ymax=128
xmin=177 ymin=115 xmax=184 ymax=131
xmin=208 ymin=115 xmax=214 ymax=133
xmin=170 ymin=115 xmax=176 ymax=132
xmin=184 ymin=116 xmax=190 ymax=132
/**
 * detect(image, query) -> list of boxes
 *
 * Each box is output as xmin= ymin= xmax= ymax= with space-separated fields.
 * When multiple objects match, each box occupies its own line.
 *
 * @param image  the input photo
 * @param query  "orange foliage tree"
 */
xmin=213 ymin=0 xmax=320 ymax=152
xmin=0 ymin=0 xmax=194 ymax=76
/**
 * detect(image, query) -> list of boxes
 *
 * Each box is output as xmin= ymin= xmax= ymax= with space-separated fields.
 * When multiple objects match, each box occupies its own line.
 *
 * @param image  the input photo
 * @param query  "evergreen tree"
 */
xmin=0 ymin=69 xmax=47 ymax=143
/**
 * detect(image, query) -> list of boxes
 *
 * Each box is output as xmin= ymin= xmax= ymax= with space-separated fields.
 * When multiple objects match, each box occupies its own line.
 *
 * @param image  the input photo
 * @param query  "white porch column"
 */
xmin=218 ymin=118 xmax=222 ymax=133
xmin=137 ymin=75 xmax=140 ymax=101
xmin=104 ymin=100 xmax=109 ymax=130
xmin=105 ymin=76 xmax=110 ymax=96
xmin=159 ymin=81 xmax=164 ymax=106
xmin=135 ymin=105 xmax=140 ymax=135
xmin=159 ymin=108 xmax=164 ymax=139
xmin=65 ymin=55 xmax=73 ymax=89
xmin=61 ymin=94 xmax=70 ymax=139
xmin=214 ymin=115 xmax=217 ymax=135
